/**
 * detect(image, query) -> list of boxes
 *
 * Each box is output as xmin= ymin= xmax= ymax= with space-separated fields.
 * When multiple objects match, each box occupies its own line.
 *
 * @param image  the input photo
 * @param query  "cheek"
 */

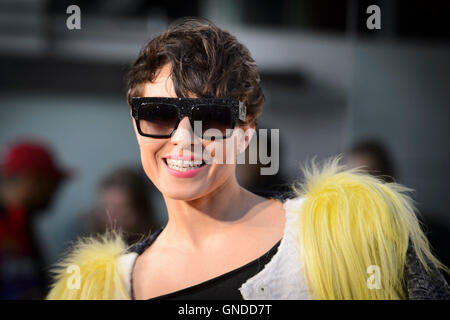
xmin=138 ymin=138 xmax=165 ymax=179
xmin=203 ymin=139 xmax=237 ymax=183
xmin=132 ymin=118 xmax=164 ymax=178
xmin=203 ymin=135 xmax=240 ymax=165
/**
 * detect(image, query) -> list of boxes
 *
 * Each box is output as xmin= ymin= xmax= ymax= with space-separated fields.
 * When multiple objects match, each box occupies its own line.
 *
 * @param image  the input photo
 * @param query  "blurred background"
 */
xmin=0 ymin=0 xmax=449 ymax=298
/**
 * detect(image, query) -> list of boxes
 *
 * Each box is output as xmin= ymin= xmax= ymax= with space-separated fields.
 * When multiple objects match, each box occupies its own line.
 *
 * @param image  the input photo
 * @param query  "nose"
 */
xmin=170 ymin=116 xmax=200 ymax=148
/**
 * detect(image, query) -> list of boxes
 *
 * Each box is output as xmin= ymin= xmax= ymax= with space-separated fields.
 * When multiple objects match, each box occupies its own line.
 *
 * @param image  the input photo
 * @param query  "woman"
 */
xmin=46 ymin=18 xmax=449 ymax=300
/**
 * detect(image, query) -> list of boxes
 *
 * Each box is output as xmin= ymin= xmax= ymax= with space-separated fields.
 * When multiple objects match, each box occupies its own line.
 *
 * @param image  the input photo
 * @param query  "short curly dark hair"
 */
xmin=126 ymin=17 xmax=264 ymax=126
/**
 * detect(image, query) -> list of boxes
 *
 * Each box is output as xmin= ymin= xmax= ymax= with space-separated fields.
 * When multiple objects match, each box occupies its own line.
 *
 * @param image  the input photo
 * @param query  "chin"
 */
xmin=160 ymin=183 xmax=209 ymax=201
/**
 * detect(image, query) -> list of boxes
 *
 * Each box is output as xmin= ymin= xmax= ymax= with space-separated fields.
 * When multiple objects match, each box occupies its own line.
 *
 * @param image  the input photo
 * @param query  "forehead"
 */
xmin=142 ymin=63 xmax=176 ymax=98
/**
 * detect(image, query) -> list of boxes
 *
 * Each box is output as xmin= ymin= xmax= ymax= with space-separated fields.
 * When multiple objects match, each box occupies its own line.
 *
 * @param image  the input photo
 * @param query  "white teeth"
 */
xmin=166 ymin=158 xmax=204 ymax=171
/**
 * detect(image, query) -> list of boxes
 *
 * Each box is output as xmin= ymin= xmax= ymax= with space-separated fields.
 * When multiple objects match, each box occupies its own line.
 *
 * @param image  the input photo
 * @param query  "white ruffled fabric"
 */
xmin=239 ymin=196 xmax=311 ymax=299
xmin=118 ymin=252 xmax=138 ymax=299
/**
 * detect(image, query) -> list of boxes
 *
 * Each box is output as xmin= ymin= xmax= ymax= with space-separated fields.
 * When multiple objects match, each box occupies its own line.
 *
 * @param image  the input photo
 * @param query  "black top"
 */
xmin=128 ymin=227 xmax=281 ymax=300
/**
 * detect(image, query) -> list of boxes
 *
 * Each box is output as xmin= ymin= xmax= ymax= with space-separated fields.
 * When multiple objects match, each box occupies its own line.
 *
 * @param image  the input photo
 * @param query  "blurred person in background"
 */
xmin=81 ymin=167 xmax=160 ymax=245
xmin=236 ymin=126 xmax=292 ymax=199
xmin=346 ymin=139 xmax=450 ymax=282
xmin=0 ymin=140 xmax=70 ymax=299
xmin=346 ymin=140 xmax=395 ymax=183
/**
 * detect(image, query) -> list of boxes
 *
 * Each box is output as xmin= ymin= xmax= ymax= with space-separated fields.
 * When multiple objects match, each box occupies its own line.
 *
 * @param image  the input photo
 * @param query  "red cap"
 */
xmin=1 ymin=140 xmax=71 ymax=181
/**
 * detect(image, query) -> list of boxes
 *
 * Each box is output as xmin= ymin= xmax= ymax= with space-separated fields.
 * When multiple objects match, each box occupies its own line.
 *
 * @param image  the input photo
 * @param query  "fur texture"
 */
xmin=46 ymin=231 xmax=131 ymax=300
xmin=292 ymin=157 xmax=448 ymax=299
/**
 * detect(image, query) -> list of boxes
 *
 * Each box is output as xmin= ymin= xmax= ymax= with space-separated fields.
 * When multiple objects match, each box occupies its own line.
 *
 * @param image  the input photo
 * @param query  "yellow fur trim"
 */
xmin=46 ymin=231 xmax=131 ymax=300
xmin=293 ymin=157 xmax=447 ymax=300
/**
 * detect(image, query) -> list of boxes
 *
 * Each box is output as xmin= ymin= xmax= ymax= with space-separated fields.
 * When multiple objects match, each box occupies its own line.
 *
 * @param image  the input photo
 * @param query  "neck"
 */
xmin=162 ymin=175 xmax=265 ymax=250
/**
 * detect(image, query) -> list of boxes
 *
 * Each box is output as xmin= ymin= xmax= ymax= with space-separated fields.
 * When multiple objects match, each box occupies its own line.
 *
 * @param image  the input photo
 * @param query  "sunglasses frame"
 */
xmin=131 ymin=97 xmax=247 ymax=140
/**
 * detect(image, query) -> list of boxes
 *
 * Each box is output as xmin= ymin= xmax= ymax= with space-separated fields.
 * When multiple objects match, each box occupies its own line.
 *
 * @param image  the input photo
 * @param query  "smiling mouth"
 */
xmin=164 ymin=158 xmax=207 ymax=172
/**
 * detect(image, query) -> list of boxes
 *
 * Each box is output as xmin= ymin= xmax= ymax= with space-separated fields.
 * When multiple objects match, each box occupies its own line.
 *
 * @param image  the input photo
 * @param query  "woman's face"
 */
xmin=131 ymin=64 xmax=253 ymax=201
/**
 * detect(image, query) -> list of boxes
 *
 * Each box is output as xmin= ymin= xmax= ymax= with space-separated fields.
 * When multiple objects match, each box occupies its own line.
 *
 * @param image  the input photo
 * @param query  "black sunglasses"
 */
xmin=131 ymin=97 xmax=247 ymax=140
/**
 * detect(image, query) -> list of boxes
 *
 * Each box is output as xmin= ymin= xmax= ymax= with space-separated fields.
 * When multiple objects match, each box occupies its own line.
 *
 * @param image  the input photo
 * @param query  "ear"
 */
xmin=236 ymin=123 xmax=256 ymax=155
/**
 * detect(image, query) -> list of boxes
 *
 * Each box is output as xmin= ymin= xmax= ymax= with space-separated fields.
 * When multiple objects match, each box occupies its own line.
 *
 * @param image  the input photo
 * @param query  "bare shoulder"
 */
xmin=236 ymin=193 xmax=286 ymax=250
xmin=256 ymin=197 xmax=286 ymax=237
xmin=248 ymin=194 xmax=286 ymax=228
xmin=132 ymin=234 xmax=182 ymax=299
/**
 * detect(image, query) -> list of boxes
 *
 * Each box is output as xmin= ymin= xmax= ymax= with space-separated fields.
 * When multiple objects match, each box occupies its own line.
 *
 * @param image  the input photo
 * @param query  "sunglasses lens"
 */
xmin=192 ymin=105 xmax=233 ymax=139
xmin=138 ymin=104 xmax=178 ymax=136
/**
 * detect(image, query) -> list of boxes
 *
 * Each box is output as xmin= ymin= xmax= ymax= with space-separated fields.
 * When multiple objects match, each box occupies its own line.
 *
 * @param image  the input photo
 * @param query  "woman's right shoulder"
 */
xmin=46 ymin=231 xmax=133 ymax=300
xmin=45 ymin=228 xmax=164 ymax=300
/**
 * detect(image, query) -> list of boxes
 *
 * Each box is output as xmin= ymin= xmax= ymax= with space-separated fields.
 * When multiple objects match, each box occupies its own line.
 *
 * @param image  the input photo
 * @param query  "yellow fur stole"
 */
xmin=292 ymin=158 xmax=445 ymax=299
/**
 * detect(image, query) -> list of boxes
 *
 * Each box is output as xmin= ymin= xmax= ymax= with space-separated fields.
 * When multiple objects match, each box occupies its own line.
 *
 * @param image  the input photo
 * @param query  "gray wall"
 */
xmin=350 ymin=40 xmax=450 ymax=222
xmin=0 ymin=94 xmax=167 ymax=264
xmin=1 ymin=35 xmax=449 ymax=265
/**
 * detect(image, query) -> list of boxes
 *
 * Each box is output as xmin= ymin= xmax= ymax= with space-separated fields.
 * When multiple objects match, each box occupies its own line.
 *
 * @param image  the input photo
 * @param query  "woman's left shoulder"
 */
xmin=281 ymin=158 xmax=450 ymax=299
